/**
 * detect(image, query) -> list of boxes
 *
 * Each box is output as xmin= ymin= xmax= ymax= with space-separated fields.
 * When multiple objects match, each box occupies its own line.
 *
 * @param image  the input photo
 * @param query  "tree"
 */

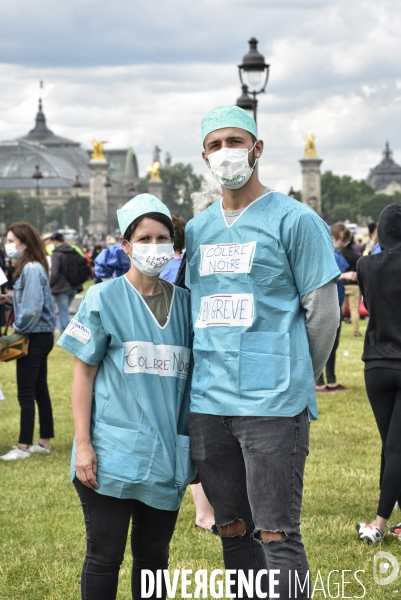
xmin=160 ymin=163 xmax=204 ymax=222
xmin=330 ymin=203 xmax=354 ymax=223
xmin=321 ymin=171 xmax=376 ymax=223
xmin=46 ymin=196 xmax=90 ymax=231
xmin=359 ymin=193 xmax=400 ymax=222
xmin=137 ymin=162 xmax=204 ymax=222
xmin=0 ymin=191 xmax=45 ymax=233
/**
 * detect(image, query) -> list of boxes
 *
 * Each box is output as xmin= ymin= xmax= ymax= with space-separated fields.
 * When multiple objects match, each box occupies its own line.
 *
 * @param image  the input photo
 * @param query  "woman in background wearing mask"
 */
xmin=58 ymin=195 xmax=195 ymax=600
xmin=0 ymin=222 xmax=56 ymax=461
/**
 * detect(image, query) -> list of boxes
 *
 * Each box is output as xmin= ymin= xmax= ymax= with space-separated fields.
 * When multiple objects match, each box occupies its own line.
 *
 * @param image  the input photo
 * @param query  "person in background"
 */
xmin=341 ymin=237 xmax=362 ymax=337
xmin=58 ymin=194 xmax=195 ymax=599
xmin=353 ymin=236 xmax=364 ymax=256
xmin=0 ymin=222 xmax=55 ymax=460
xmin=371 ymin=228 xmax=381 ymax=255
xmin=363 ymin=222 xmax=377 ymax=255
xmin=41 ymin=233 xmax=55 ymax=257
xmin=94 ymin=237 xmax=130 ymax=284
xmin=316 ymin=223 xmax=357 ymax=393
xmin=50 ymin=233 xmax=83 ymax=332
xmin=356 ymin=204 xmax=401 ymax=543
xmin=82 ymin=247 xmax=92 ymax=275
xmin=91 ymin=244 xmax=103 ymax=263
xmin=160 ymin=213 xmax=185 ymax=283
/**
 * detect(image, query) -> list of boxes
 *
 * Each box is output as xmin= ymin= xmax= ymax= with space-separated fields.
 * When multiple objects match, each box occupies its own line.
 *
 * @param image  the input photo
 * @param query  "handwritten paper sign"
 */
xmin=199 ymin=242 xmax=256 ymax=276
xmin=123 ymin=341 xmax=190 ymax=379
xmin=65 ymin=319 xmax=92 ymax=345
xmin=195 ymin=293 xmax=254 ymax=328
xmin=0 ymin=267 xmax=7 ymax=287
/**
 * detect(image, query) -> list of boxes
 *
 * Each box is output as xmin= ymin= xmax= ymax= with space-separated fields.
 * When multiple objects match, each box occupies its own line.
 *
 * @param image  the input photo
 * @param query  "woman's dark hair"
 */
xmin=170 ymin=213 xmax=186 ymax=253
xmin=123 ymin=212 xmax=174 ymax=242
xmin=9 ymin=222 xmax=49 ymax=277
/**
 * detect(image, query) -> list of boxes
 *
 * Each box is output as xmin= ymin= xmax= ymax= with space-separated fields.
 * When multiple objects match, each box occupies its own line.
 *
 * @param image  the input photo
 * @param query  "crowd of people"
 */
xmin=0 ymin=104 xmax=400 ymax=600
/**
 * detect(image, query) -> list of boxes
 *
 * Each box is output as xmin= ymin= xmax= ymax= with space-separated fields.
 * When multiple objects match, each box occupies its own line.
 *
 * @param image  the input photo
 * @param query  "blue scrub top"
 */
xmin=58 ymin=276 xmax=196 ymax=510
xmin=185 ymin=191 xmax=340 ymax=421
xmin=160 ymin=257 xmax=182 ymax=283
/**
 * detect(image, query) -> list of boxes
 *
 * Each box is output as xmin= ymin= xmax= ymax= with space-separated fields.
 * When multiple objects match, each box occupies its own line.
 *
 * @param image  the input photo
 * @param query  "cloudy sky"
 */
xmin=1 ymin=0 xmax=400 ymax=193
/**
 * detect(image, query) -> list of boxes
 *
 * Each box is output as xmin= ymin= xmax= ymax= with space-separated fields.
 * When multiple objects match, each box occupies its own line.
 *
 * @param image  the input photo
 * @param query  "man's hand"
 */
xmin=75 ymin=441 xmax=99 ymax=489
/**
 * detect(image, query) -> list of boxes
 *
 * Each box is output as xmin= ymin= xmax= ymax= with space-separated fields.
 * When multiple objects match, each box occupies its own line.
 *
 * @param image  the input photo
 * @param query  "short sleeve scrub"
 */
xmin=58 ymin=276 xmax=195 ymax=511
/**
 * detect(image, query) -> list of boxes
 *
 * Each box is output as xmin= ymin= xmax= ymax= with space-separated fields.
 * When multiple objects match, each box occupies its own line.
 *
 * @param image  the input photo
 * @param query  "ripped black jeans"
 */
xmin=188 ymin=411 xmax=310 ymax=600
xmin=74 ymin=478 xmax=179 ymax=600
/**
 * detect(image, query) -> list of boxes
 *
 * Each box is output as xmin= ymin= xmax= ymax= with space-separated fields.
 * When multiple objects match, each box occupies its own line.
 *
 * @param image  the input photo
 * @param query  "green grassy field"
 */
xmin=0 ymin=319 xmax=400 ymax=599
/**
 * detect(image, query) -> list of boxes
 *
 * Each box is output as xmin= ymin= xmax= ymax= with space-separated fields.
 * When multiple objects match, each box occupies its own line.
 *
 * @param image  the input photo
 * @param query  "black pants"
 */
xmin=74 ymin=478 xmax=179 ymax=600
xmin=365 ymin=367 xmax=401 ymax=519
xmin=16 ymin=332 xmax=54 ymax=445
xmin=316 ymin=320 xmax=342 ymax=386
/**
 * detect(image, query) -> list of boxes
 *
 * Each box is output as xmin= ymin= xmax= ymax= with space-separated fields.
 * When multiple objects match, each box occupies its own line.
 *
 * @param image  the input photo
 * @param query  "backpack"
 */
xmin=66 ymin=250 xmax=89 ymax=286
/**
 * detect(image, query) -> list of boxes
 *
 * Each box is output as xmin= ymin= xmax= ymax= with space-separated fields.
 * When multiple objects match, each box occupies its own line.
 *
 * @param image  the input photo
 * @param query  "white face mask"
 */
xmin=5 ymin=242 xmax=23 ymax=259
xmin=207 ymin=143 xmax=257 ymax=190
xmin=127 ymin=242 xmax=175 ymax=277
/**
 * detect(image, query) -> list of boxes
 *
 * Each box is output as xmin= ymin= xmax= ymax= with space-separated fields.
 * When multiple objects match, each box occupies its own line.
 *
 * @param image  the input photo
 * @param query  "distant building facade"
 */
xmin=367 ymin=142 xmax=401 ymax=195
xmin=0 ymin=99 xmax=139 ymax=228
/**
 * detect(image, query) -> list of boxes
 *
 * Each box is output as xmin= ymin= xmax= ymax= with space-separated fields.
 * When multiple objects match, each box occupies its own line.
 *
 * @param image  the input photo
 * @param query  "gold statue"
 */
xmin=147 ymin=161 xmax=161 ymax=181
xmin=91 ymin=139 xmax=107 ymax=160
xmin=147 ymin=146 xmax=162 ymax=181
xmin=304 ymin=133 xmax=317 ymax=157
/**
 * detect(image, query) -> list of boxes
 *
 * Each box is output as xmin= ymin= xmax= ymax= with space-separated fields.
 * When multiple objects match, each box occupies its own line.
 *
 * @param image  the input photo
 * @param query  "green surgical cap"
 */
xmin=117 ymin=194 xmax=172 ymax=237
xmin=201 ymin=105 xmax=257 ymax=143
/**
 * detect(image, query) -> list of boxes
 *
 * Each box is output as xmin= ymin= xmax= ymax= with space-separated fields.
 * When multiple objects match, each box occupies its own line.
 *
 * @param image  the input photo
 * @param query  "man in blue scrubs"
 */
xmin=185 ymin=106 xmax=340 ymax=599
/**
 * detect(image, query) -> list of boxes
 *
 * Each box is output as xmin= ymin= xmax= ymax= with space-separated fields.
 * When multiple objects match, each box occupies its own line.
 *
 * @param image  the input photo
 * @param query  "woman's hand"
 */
xmin=72 ymin=358 xmax=99 ymax=489
xmin=75 ymin=441 xmax=99 ymax=489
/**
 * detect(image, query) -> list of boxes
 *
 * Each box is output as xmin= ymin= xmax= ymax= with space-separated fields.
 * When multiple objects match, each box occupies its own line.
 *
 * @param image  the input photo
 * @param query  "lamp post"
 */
xmin=236 ymin=84 xmax=256 ymax=117
xmin=23 ymin=197 xmax=29 ymax=222
xmin=73 ymin=175 xmax=83 ymax=241
xmin=127 ymin=182 xmax=136 ymax=200
xmin=237 ymin=37 xmax=270 ymax=123
xmin=104 ymin=176 xmax=112 ymax=235
xmin=32 ymin=165 xmax=43 ymax=230
xmin=61 ymin=199 xmax=66 ymax=229
xmin=0 ymin=197 xmax=5 ymax=236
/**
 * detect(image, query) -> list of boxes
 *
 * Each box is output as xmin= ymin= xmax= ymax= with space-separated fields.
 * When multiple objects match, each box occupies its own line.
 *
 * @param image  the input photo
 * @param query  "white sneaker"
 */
xmin=29 ymin=442 xmax=51 ymax=454
xmin=0 ymin=445 xmax=30 ymax=461
xmin=356 ymin=522 xmax=385 ymax=544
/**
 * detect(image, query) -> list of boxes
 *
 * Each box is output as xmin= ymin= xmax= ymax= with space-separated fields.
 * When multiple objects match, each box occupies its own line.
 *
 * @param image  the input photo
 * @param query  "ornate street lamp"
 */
xmin=104 ymin=176 xmax=112 ymax=234
xmin=237 ymin=37 xmax=270 ymax=123
xmin=23 ymin=198 xmax=29 ymax=222
xmin=236 ymin=84 xmax=256 ymax=117
xmin=0 ymin=197 xmax=5 ymax=236
xmin=32 ymin=165 xmax=43 ymax=230
xmin=127 ymin=182 xmax=136 ymax=199
xmin=73 ymin=175 xmax=83 ymax=240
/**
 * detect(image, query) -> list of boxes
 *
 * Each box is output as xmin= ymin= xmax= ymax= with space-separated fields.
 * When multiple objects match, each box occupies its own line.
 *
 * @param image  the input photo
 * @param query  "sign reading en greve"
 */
xmin=195 ymin=293 xmax=254 ymax=328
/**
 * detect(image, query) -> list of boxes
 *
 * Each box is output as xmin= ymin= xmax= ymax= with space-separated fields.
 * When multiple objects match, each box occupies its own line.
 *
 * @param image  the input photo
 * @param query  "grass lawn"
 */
xmin=0 ymin=319 xmax=400 ymax=599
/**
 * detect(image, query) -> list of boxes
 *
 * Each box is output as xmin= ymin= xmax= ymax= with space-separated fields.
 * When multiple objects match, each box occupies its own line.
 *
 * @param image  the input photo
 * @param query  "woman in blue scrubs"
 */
xmin=58 ymin=194 xmax=195 ymax=600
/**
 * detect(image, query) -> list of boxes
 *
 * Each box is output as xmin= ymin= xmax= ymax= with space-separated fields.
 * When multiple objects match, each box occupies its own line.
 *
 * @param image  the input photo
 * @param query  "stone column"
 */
xmin=299 ymin=157 xmax=323 ymax=216
xmin=88 ymin=158 xmax=109 ymax=239
xmin=147 ymin=179 xmax=163 ymax=201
